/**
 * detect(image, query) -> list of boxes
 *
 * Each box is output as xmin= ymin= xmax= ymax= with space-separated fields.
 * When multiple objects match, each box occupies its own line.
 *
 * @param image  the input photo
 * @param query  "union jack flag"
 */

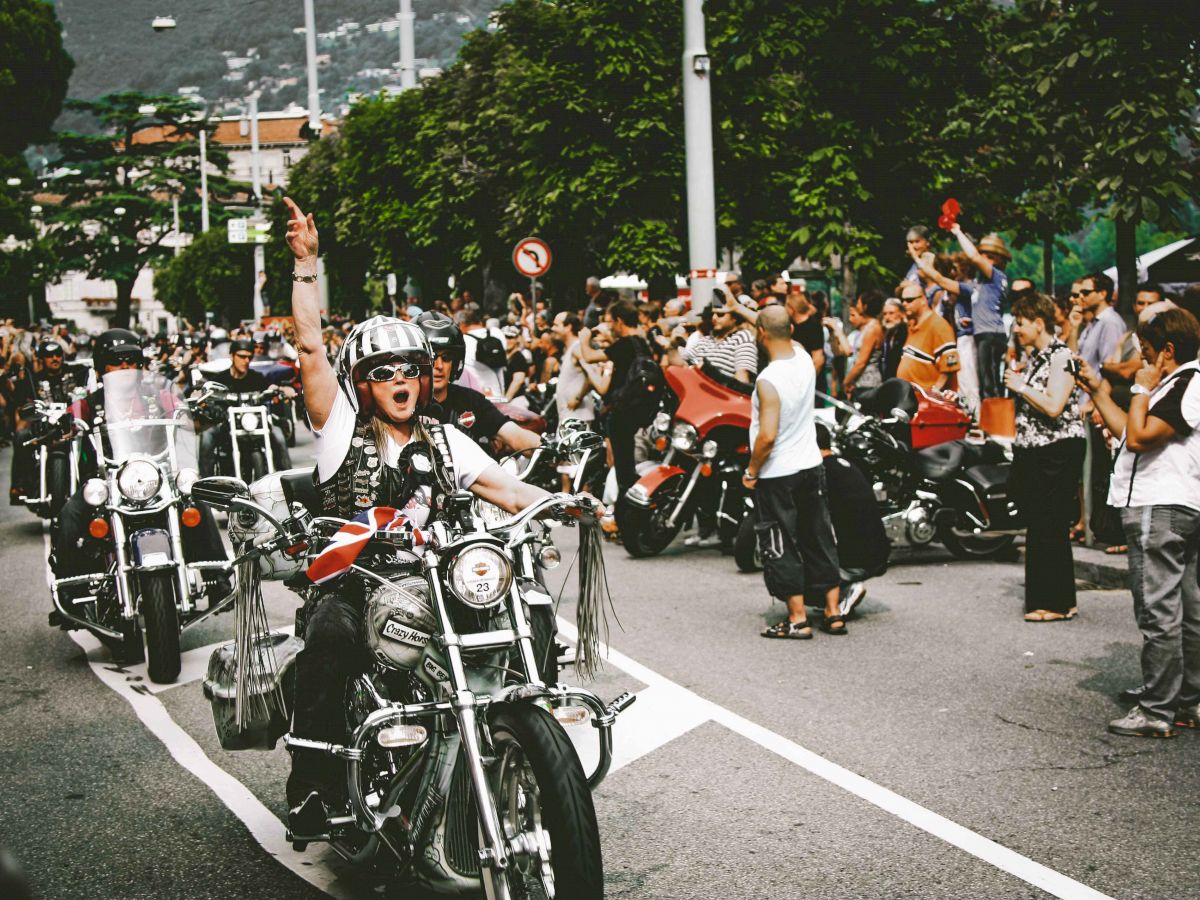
xmin=306 ymin=507 xmax=426 ymax=585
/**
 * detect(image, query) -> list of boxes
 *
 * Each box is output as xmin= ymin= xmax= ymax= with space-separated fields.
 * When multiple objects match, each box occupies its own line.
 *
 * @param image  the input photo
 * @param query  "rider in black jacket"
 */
xmin=9 ymin=340 xmax=87 ymax=504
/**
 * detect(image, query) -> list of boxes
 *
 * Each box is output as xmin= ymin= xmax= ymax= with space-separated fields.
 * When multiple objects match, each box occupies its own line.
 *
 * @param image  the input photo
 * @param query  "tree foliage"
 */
xmin=41 ymin=92 xmax=232 ymax=328
xmin=154 ymin=227 xmax=253 ymax=324
xmin=0 ymin=0 xmax=74 ymax=157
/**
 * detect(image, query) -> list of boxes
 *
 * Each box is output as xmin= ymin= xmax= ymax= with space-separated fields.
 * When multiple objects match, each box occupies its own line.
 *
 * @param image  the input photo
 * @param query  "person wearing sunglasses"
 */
xmin=283 ymin=198 xmax=557 ymax=824
xmin=417 ymin=311 xmax=541 ymax=457
xmin=193 ymin=338 xmax=293 ymax=476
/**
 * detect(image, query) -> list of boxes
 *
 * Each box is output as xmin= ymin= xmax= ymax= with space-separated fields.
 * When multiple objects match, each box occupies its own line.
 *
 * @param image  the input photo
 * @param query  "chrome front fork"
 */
xmin=665 ymin=462 xmax=706 ymax=529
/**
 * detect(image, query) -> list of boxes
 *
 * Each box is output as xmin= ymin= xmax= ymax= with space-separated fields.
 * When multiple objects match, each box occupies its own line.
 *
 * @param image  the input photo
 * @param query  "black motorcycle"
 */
xmin=821 ymin=386 xmax=1021 ymax=559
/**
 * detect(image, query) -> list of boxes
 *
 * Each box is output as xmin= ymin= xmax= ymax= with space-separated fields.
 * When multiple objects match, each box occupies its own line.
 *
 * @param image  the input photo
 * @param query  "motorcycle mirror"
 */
xmin=191 ymin=476 xmax=250 ymax=509
xmin=890 ymin=407 xmax=911 ymax=424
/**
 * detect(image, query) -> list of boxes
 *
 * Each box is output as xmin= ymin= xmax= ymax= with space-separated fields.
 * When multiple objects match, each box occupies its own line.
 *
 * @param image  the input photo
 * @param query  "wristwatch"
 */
xmin=1130 ymin=384 xmax=1151 ymax=396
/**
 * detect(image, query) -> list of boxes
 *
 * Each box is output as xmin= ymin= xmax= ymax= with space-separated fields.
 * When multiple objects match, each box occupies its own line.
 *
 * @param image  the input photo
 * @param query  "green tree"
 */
xmin=0 ymin=0 xmax=73 ymax=157
xmin=154 ymin=227 xmax=253 ymax=324
xmin=41 ymin=92 xmax=231 ymax=329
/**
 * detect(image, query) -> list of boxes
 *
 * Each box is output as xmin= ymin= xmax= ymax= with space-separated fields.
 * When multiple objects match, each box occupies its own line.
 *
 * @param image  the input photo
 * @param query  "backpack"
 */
xmin=611 ymin=337 xmax=666 ymax=427
xmin=468 ymin=331 xmax=506 ymax=369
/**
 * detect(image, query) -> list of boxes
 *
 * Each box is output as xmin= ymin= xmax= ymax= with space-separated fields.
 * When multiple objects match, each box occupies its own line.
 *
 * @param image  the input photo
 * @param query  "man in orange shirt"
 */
xmin=896 ymin=282 xmax=960 ymax=392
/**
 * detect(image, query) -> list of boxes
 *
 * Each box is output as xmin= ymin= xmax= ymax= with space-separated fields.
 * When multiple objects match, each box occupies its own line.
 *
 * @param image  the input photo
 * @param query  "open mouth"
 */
xmin=392 ymin=388 xmax=412 ymax=406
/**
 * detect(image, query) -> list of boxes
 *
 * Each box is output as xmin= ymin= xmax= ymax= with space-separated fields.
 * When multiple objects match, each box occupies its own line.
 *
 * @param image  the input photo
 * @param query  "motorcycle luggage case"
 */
xmin=203 ymin=631 xmax=302 ymax=751
xmin=911 ymin=393 xmax=970 ymax=449
xmin=964 ymin=463 xmax=1023 ymax=529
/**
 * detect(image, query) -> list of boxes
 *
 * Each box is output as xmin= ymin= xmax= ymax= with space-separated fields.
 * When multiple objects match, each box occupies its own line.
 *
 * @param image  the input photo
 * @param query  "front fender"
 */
xmin=624 ymin=465 xmax=687 ymax=508
xmin=129 ymin=527 xmax=176 ymax=570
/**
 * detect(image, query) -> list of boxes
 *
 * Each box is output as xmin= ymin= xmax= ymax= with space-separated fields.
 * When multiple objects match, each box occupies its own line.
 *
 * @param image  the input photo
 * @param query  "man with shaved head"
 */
xmin=745 ymin=304 xmax=846 ymax=639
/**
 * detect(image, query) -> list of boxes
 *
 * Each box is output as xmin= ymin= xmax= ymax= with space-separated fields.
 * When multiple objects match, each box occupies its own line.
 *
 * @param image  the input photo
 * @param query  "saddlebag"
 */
xmin=203 ymin=631 xmax=302 ymax=751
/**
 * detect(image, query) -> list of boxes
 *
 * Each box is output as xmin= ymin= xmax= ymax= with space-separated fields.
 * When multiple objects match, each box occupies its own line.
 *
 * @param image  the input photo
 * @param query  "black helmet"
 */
xmin=416 ymin=311 xmax=465 ymax=380
xmin=230 ymin=338 xmax=256 ymax=356
xmin=36 ymin=340 xmax=65 ymax=359
xmin=93 ymin=328 xmax=144 ymax=372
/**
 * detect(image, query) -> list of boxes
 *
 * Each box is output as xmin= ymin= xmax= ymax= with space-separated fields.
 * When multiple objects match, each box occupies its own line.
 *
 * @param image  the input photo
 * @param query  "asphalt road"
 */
xmin=1 ymin=429 xmax=1198 ymax=900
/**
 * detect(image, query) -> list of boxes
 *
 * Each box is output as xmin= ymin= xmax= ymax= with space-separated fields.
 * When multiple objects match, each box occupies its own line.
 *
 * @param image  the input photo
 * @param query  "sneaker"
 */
xmin=839 ymin=583 xmax=866 ymax=618
xmin=1108 ymin=706 xmax=1176 ymax=738
xmin=684 ymin=530 xmax=721 ymax=549
xmin=1174 ymin=703 xmax=1200 ymax=729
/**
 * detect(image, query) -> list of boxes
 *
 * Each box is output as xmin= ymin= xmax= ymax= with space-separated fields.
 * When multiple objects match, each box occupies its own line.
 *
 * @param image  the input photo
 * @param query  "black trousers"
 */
xmin=754 ymin=465 xmax=841 ymax=601
xmin=53 ymin=490 xmax=226 ymax=578
xmin=1011 ymin=438 xmax=1086 ymax=615
xmin=287 ymin=591 xmax=369 ymax=807
xmin=10 ymin=428 xmax=33 ymax=495
xmin=608 ymin=410 xmax=641 ymax=501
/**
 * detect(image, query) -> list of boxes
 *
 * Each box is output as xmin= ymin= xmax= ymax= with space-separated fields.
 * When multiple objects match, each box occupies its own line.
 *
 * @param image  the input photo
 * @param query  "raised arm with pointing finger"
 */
xmin=284 ymin=196 xmax=338 ymax=430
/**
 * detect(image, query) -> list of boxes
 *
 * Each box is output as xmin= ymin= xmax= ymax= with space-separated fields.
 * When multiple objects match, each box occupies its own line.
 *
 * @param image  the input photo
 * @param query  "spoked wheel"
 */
xmin=938 ymin=527 xmax=1016 ymax=560
xmin=140 ymin=571 xmax=181 ymax=683
xmin=481 ymin=704 xmax=603 ymax=900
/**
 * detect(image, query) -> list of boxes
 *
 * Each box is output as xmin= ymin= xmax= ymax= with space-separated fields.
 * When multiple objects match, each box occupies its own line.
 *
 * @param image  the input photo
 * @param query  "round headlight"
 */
xmin=701 ymin=439 xmax=719 ymax=459
xmin=671 ymin=422 xmax=698 ymax=452
xmin=239 ymin=412 xmax=260 ymax=431
xmin=176 ymin=467 xmax=198 ymax=495
xmin=82 ymin=478 xmax=109 ymax=507
xmin=653 ymin=411 xmax=672 ymax=433
xmin=449 ymin=545 xmax=513 ymax=610
xmin=117 ymin=459 xmax=162 ymax=502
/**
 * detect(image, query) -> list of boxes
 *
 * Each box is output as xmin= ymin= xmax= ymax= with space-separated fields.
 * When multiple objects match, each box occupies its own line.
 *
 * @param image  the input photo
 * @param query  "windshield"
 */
xmin=97 ymin=369 xmax=198 ymax=470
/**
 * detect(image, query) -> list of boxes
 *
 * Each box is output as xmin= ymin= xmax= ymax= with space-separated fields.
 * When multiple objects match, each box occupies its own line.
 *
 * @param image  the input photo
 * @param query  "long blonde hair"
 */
xmin=369 ymin=415 xmax=431 ymax=461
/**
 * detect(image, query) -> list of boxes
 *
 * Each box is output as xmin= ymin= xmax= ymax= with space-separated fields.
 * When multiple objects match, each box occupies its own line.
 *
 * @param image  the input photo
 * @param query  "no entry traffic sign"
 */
xmin=512 ymin=237 xmax=552 ymax=278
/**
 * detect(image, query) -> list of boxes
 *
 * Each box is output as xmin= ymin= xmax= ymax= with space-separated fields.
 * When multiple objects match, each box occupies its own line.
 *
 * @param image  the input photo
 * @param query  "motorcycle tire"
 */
xmin=47 ymin=454 xmax=70 ymax=521
xmin=938 ymin=528 xmax=1016 ymax=561
xmin=140 ymin=571 xmax=181 ymax=684
xmin=247 ymin=450 xmax=268 ymax=484
xmin=733 ymin=514 xmax=761 ymax=573
xmin=526 ymin=603 xmax=559 ymax=686
xmin=481 ymin=704 xmax=603 ymax=900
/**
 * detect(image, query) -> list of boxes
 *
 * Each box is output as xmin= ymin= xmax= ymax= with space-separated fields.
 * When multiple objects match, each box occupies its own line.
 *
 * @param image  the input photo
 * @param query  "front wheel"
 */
xmin=481 ymin=704 xmax=603 ymax=900
xmin=616 ymin=480 xmax=685 ymax=558
xmin=734 ymin=514 xmax=761 ymax=572
xmin=46 ymin=453 xmax=70 ymax=521
xmin=938 ymin=528 xmax=1016 ymax=560
xmin=140 ymin=572 xmax=181 ymax=683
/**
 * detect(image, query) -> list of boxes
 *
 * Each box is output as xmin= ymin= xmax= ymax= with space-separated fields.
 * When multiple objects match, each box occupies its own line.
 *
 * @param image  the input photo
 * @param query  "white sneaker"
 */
xmin=684 ymin=531 xmax=721 ymax=549
xmin=839 ymin=583 xmax=866 ymax=618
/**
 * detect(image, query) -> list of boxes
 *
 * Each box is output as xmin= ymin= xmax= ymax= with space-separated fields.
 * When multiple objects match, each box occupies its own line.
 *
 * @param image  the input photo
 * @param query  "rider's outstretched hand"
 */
xmin=283 ymin=196 xmax=319 ymax=261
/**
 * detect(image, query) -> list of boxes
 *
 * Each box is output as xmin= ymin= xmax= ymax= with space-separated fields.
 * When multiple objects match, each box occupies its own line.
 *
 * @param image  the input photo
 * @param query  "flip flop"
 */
xmin=1104 ymin=545 xmax=1127 ymax=555
xmin=1024 ymin=609 xmax=1068 ymax=622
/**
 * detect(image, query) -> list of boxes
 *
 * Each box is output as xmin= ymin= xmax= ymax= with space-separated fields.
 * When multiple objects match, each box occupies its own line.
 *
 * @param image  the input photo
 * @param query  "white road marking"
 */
xmin=40 ymin=516 xmax=1111 ymax=900
xmin=556 ymin=618 xmax=1113 ymax=900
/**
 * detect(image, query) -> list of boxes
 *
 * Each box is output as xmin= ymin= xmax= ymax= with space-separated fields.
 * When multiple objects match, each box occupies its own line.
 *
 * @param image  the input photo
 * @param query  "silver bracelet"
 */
xmin=292 ymin=272 xmax=318 ymax=283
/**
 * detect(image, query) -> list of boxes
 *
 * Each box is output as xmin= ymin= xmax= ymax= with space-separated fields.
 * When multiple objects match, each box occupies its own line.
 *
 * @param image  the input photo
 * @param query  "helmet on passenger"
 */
xmin=337 ymin=316 xmax=433 ymax=415
xmin=415 ymin=311 xmax=466 ymax=381
xmin=36 ymin=340 xmax=65 ymax=359
xmin=93 ymin=329 xmax=145 ymax=372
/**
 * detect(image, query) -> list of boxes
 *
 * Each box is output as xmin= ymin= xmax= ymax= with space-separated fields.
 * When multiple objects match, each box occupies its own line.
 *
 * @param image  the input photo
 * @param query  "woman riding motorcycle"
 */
xmin=283 ymin=197 xmax=556 ymax=830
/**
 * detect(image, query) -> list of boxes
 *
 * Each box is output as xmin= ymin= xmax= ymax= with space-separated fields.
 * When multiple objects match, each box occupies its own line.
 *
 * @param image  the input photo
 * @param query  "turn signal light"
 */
xmin=88 ymin=518 xmax=109 ymax=539
xmin=699 ymin=463 xmax=713 ymax=477
xmin=654 ymin=436 xmax=667 ymax=451
xmin=552 ymin=705 xmax=591 ymax=726
xmin=377 ymin=724 xmax=428 ymax=748
xmin=180 ymin=507 xmax=202 ymax=528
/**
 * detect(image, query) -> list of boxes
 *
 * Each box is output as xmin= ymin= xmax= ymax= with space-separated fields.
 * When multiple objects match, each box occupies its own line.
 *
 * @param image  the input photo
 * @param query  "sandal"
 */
xmin=1068 ymin=525 xmax=1086 ymax=543
xmin=761 ymin=619 xmax=813 ymax=640
xmin=819 ymin=614 xmax=848 ymax=635
xmin=1104 ymin=545 xmax=1127 ymax=555
xmin=1024 ymin=609 xmax=1068 ymax=622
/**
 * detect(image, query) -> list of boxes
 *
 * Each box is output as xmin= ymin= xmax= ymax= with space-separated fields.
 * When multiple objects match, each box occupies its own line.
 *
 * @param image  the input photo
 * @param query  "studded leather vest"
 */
xmin=315 ymin=417 xmax=457 ymax=520
xmin=35 ymin=370 xmax=82 ymax=404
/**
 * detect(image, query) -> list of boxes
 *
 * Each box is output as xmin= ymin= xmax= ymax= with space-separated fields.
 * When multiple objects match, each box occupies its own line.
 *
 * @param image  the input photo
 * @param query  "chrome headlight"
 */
xmin=239 ymin=412 xmax=260 ymax=431
xmin=82 ymin=478 xmax=109 ymax=507
xmin=116 ymin=459 xmax=162 ymax=502
xmin=701 ymin=439 xmax=719 ymax=459
xmin=176 ymin=467 xmax=198 ymax=495
xmin=448 ymin=544 xmax=513 ymax=610
xmin=671 ymin=422 xmax=699 ymax=452
xmin=653 ymin=411 xmax=671 ymax=433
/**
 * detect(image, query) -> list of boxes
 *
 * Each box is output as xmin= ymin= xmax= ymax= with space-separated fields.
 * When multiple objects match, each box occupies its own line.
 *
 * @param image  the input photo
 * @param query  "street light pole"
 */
xmin=398 ymin=0 xmax=416 ymax=90
xmin=303 ymin=0 xmax=321 ymax=133
xmin=682 ymin=0 xmax=717 ymax=313
xmin=199 ymin=128 xmax=210 ymax=231
xmin=249 ymin=96 xmax=265 ymax=322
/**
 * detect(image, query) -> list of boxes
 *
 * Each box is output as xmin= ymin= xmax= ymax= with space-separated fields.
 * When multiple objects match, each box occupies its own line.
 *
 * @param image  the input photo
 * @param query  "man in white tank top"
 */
xmin=744 ymin=306 xmax=845 ymax=638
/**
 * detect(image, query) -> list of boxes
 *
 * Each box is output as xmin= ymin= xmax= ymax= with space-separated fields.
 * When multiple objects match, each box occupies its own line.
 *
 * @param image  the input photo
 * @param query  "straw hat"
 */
xmin=978 ymin=234 xmax=1012 ymax=261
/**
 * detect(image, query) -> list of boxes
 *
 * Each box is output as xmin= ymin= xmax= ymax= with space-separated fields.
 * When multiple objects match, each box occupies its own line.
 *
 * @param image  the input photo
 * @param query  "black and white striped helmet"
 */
xmin=337 ymin=316 xmax=433 ymax=413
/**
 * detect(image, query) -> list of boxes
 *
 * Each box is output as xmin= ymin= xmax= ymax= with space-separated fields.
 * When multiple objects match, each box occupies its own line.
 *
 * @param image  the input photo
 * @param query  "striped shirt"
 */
xmin=896 ymin=313 xmax=959 ymax=391
xmin=681 ymin=328 xmax=759 ymax=378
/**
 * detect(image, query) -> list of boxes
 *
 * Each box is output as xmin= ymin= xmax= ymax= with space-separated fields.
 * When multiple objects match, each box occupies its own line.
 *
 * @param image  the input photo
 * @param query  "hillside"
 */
xmin=53 ymin=0 xmax=502 ymax=122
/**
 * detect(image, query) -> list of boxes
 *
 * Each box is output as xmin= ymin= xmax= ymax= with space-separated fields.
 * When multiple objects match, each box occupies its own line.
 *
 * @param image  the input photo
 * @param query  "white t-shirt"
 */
xmin=556 ymin=339 xmax=595 ymax=422
xmin=751 ymin=345 xmax=822 ymax=479
xmin=313 ymin=391 xmax=494 ymax=526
